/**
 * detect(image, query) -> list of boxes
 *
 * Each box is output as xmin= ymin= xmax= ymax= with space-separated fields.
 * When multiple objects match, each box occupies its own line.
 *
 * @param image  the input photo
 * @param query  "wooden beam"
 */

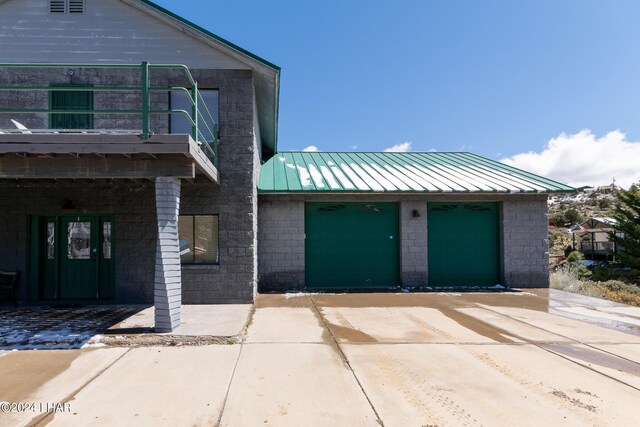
xmin=0 ymin=157 xmax=196 ymax=179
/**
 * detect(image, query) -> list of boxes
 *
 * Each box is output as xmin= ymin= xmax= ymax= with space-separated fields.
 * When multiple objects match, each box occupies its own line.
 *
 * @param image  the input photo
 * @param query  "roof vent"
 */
xmin=49 ymin=0 xmax=84 ymax=14
xmin=49 ymin=0 xmax=65 ymax=13
xmin=68 ymin=0 xmax=85 ymax=13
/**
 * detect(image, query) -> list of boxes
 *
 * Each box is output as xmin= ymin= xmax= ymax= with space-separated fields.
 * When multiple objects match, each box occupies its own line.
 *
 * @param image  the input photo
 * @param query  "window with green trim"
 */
xmin=178 ymin=215 xmax=219 ymax=264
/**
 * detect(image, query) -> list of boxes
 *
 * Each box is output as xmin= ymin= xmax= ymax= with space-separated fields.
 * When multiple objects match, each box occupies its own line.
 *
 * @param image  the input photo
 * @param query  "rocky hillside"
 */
xmin=547 ymin=187 xmax=617 ymax=264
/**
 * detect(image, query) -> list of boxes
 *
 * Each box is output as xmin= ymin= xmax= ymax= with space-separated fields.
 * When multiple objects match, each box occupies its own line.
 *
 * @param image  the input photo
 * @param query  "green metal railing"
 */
xmin=0 ymin=62 xmax=218 ymax=166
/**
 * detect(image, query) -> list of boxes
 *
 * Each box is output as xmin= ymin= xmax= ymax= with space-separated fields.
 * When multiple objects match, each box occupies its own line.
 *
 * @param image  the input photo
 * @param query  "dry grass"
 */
xmin=551 ymin=268 xmax=640 ymax=307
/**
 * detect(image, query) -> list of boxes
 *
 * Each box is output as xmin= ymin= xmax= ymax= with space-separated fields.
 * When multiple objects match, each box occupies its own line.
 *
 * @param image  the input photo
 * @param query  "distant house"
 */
xmin=571 ymin=217 xmax=621 ymax=260
xmin=576 ymin=185 xmax=595 ymax=193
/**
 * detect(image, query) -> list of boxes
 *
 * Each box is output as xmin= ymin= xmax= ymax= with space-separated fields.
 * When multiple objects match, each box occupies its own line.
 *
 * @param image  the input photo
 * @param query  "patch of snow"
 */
xmin=340 ymin=163 xmax=370 ymax=190
xmin=283 ymin=292 xmax=325 ymax=298
xmin=319 ymin=165 xmax=341 ymax=189
xmin=361 ymin=163 xmax=399 ymax=191
xmin=349 ymin=163 xmax=385 ymax=191
xmin=296 ymin=164 xmax=312 ymax=187
xmin=278 ymin=156 xmax=286 ymax=162
xmin=382 ymin=165 xmax=423 ymax=191
xmin=329 ymin=165 xmax=356 ymax=190
xmin=308 ymin=164 xmax=326 ymax=188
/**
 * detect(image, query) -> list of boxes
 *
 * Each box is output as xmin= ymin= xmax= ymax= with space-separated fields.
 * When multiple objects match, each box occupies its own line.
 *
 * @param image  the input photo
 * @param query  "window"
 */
xmin=170 ymin=90 xmax=219 ymax=141
xmin=50 ymin=0 xmax=85 ymax=14
xmin=49 ymin=85 xmax=94 ymax=129
xmin=178 ymin=215 xmax=219 ymax=264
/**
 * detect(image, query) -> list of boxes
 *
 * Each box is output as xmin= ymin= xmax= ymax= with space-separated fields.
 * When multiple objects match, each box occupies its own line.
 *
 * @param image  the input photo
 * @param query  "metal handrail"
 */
xmin=0 ymin=62 xmax=218 ymax=166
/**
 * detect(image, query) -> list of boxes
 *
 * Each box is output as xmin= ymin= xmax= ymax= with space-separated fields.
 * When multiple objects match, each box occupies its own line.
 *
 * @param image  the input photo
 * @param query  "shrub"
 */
xmin=550 ymin=266 xmax=585 ymax=292
xmin=599 ymin=280 xmax=640 ymax=296
xmin=551 ymin=269 xmax=640 ymax=307
xmin=566 ymin=251 xmax=584 ymax=262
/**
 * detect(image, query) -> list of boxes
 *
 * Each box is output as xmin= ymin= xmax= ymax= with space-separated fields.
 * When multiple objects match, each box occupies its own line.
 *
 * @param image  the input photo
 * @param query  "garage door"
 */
xmin=427 ymin=202 xmax=500 ymax=287
xmin=305 ymin=202 xmax=399 ymax=289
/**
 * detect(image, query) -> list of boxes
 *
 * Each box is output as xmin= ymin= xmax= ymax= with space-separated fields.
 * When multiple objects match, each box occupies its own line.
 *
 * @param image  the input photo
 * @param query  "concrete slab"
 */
xmin=479 ymin=305 xmax=640 ymax=343
xmin=553 ymin=305 xmax=640 ymax=327
xmin=109 ymin=304 xmax=253 ymax=337
xmin=540 ymin=343 xmax=640 ymax=389
xmin=456 ymin=306 xmax=571 ymax=342
xmin=0 ymin=348 xmax=127 ymax=427
xmin=343 ymin=343 xmax=640 ymax=427
xmin=110 ymin=304 xmax=252 ymax=336
xmin=46 ymin=346 xmax=240 ymax=426
xmin=589 ymin=343 xmax=640 ymax=364
xmin=245 ymin=308 xmax=326 ymax=343
xmin=320 ymin=306 xmax=508 ymax=343
xmin=595 ymin=305 xmax=640 ymax=319
xmin=219 ymin=343 xmax=378 ymax=427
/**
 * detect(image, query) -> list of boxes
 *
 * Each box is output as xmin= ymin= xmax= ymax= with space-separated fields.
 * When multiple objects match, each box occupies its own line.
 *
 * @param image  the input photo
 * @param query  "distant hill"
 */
xmin=547 ymin=186 xmax=617 ymax=265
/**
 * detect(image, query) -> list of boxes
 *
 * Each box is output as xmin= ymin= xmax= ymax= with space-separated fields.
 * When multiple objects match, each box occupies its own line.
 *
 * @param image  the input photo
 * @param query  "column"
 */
xmin=154 ymin=177 xmax=181 ymax=332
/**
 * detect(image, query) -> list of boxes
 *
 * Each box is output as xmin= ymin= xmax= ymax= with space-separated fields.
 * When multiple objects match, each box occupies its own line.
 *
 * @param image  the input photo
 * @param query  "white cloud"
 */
xmin=500 ymin=130 xmax=640 ymax=189
xmin=302 ymin=145 xmax=319 ymax=152
xmin=384 ymin=141 xmax=412 ymax=152
xmin=351 ymin=145 xmax=358 ymax=150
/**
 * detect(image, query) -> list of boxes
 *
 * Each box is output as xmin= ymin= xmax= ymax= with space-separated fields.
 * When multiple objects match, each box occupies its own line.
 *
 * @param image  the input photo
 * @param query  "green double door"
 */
xmin=35 ymin=215 xmax=113 ymax=300
xmin=428 ymin=202 xmax=500 ymax=287
xmin=305 ymin=202 xmax=399 ymax=289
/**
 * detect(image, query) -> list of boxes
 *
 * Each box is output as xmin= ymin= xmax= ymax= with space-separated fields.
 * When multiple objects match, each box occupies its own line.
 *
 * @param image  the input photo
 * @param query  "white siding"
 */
xmin=0 ymin=0 xmax=249 ymax=69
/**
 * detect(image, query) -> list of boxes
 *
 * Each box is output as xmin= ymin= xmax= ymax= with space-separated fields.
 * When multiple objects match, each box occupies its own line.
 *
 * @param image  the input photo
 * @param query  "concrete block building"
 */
xmin=0 ymin=0 xmax=573 ymax=331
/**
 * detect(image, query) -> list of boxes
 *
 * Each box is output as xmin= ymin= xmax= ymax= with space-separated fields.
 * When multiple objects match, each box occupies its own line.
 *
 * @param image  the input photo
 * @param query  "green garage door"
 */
xmin=428 ymin=202 xmax=500 ymax=287
xmin=305 ymin=202 xmax=399 ymax=289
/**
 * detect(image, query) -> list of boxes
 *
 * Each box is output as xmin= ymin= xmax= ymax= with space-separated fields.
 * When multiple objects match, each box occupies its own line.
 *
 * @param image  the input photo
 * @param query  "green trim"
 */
xmin=28 ymin=216 xmax=40 ymax=301
xmin=136 ymin=0 xmax=280 ymax=71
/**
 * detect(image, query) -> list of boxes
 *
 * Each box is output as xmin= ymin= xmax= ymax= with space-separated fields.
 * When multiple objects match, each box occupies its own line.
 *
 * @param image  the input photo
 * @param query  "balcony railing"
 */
xmin=0 ymin=62 xmax=218 ymax=166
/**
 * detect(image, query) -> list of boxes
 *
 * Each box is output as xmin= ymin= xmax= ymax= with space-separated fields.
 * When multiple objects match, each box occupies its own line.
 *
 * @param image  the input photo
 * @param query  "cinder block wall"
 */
xmin=502 ymin=197 xmax=549 ymax=287
xmin=400 ymin=201 xmax=428 ymax=286
xmin=257 ymin=200 xmax=305 ymax=292
xmin=258 ymin=194 xmax=550 ymax=291
xmin=0 ymin=68 xmax=259 ymax=304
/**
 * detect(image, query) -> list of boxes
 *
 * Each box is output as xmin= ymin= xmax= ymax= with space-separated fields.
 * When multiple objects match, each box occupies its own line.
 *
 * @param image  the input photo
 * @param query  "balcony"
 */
xmin=0 ymin=62 xmax=219 ymax=183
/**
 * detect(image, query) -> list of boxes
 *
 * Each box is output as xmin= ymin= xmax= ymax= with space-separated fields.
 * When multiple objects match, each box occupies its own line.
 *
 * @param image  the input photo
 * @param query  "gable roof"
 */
xmin=258 ymin=152 xmax=576 ymax=193
xmin=571 ymin=217 xmax=618 ymax=232
xmin=130 ymin=0 xmax=279 ymax=71
xmin=121 ymin=0 xmax=280 ymax=152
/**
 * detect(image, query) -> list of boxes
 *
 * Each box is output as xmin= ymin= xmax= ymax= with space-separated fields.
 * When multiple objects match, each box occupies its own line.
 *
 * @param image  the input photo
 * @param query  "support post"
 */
xmin=191 ymin=82 xmax=198 ymax=142
xmin=141 ymin=61 xmax=150 ymax=140
xmin=154 ymin=177 xmax=181 ymax=332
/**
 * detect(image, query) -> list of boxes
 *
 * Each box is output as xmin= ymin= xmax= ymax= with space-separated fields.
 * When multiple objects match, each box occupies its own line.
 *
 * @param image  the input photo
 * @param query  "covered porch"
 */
xmin=0 ymin=63 xmax=220 ymax=332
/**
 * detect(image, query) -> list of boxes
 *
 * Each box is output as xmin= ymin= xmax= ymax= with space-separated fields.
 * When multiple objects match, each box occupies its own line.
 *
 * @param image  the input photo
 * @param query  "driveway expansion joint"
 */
xmin=308 ymin=295 xmax=385 ymax=427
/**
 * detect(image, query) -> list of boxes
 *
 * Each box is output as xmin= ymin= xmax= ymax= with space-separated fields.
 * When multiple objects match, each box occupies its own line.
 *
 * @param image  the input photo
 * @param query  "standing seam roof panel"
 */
xmin=258 ymin=152 xmax=575 ymax=193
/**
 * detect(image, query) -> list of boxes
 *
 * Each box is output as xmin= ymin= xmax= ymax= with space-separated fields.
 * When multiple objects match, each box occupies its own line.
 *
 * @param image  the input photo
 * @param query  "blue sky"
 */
xmin=153 ymin=0 xmax=640 ymax=187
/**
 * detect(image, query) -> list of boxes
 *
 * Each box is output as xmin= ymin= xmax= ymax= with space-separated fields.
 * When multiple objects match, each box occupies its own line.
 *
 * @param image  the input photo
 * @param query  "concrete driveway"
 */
xmin=1 ymin=289 xmax=639 ymax=426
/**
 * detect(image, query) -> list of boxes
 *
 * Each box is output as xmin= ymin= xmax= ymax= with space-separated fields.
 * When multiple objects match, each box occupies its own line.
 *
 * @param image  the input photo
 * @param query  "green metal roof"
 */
xmin=258 ymin=152 xmax=575 ymax=193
